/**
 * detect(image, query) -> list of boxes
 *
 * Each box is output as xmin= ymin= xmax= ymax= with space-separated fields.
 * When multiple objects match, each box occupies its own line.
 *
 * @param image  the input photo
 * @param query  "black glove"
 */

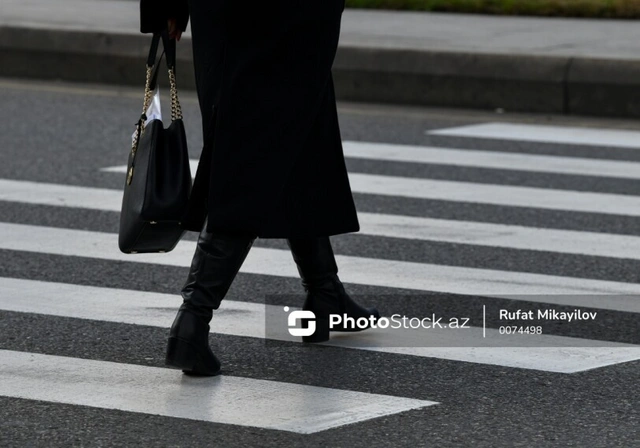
xmin=140 ymin=0 xmax=189 ymax=34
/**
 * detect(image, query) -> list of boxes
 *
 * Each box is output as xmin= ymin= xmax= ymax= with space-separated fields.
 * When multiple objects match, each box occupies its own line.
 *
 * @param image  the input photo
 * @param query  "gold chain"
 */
xmin=141 ymin=65 xmax=155 ymax=120
xmin=168 ymin=67 xmax=183 ymax=121
xmin=128 ymin=63 xmax=182 ymax=185
xmin=131 ymin=65 xmax=154 ymax=156
xmin=127 ymin=65 xmax=154 ymax=185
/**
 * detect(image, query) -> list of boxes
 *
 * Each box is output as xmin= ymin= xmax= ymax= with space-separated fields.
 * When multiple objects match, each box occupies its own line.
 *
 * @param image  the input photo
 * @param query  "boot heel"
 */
xmin=166 ymin=337 xmax=199 ymax=371
xmin=302 ymin=317 xmax=330 ymax=343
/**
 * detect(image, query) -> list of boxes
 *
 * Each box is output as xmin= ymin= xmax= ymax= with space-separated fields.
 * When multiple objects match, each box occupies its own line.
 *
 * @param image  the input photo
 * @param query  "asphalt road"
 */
xmin=0 ymin=78 xmax=639 ymax=447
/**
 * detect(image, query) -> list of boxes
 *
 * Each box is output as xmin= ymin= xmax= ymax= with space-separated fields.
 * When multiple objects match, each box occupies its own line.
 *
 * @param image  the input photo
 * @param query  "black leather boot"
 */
xmin=166 ymin=228 xmax=254 ymax=375
xmin=287 ymin=237 xmax=379 ymax=343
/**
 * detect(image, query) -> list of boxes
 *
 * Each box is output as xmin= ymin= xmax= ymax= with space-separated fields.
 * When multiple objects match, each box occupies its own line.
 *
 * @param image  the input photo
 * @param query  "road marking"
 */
xmin=1 ymin=223 xmax=639 ymax=310
xmin=0 ymin=179 xmax=121 ymax=211
xmin=100 ymin=141 xmax=640 ymax=180
xmin=100 ymin=163 xmax=640 ymax=216
xmin=346 ymin=174 xmax=640 ymax=216
xmin=358 ymin=213 xmax=640 ymax=261
xmin=11 ymin=169 xmax=640 ymax=219
xmin=429 ymin=123 xmax=640 ymax=149
xmin=100 ymin=165 xmax=640 ymax=216
xmin=1 ymin=278 xmax=638 ymax=373
xmin=0 ymin=349 xmax=436 ymax=434
xmin=342 ymin=141 xmax=640 ymax=180
xmin=4 ymin=179 xmax=640 ymax=260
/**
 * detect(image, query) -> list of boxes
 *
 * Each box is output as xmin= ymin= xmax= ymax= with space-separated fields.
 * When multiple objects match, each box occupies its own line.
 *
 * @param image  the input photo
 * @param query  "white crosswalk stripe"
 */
xmin=100 ymin=165 xmax=640 ymax=216
xmin=100 ymin=140 xmax=640 ymax=179
xmin=2 ymin=125 xmax=640 ymax=433
xmin=2 ymin=222 xmax=640 ymax=307
xmin=342 ymin=141 xmax=640 ymax=179
xmin=428 ymin=122 xmax=640 ymax=149
xmin=347 ymin=174 xmax=640 ymax=215
xmin=0 ymin=349 xmax=436 ymax=434
xmin=1 ymin=278 xmax=638 ymax=373
xmin=6 ymin=178 xmax=640 ymax=259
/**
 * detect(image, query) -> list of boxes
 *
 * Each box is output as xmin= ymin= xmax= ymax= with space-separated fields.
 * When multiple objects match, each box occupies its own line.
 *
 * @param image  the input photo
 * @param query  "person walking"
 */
xmin=140 ymin=0 xmax=379 ymax=376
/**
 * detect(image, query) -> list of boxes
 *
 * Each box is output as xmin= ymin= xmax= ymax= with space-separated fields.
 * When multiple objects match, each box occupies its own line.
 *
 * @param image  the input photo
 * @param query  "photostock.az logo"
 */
xmin=284 ymin=306 xmax=316 ymax=336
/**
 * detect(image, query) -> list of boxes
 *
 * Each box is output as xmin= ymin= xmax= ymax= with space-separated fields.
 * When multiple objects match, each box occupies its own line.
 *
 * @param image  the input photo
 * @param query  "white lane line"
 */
xmin=99 ymin=165 xmax=640 ymax=217
xmin=0 ymin=179 xmax=121 ymax=210
xmin=8 ymin=170 xmax=640 ymax=219
xmin=347 ymin=174 xmax=640 ymax=216
xmin=429 ymin=123 xmax=640 ymax=149
xmin=342 ymin=141 xmax=640 ymax=180
xmin=2 ymin=278 xmax=638 ymax=373
xmin=361 ymin=213 xmax=640 ymax=261
xmin=4 ymin=179 xmax=640 ymax=260
xmin=99 ymin=141 xmax=640 ymax=180
xmin=0 ymin=349 xmax=435 ymax=434
xmin=1 ymin=223 xmax=639 ymax=310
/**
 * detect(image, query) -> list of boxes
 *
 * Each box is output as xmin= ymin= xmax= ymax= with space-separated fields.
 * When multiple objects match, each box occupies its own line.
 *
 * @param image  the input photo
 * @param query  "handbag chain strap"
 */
xmin=128 ymin=31 xmax=182 ymax=185
xmin=131 ymin=32 xmax=183 ymax=149
xmin=162 ymin=29 xmax=183 ymax=122
xmin=168 ymin=67 xmax=183 ymax=121
xmin=130 ymin=65 xmax=155 ymax=159
xmin=141 ymin=65 xmax=155 ymax=124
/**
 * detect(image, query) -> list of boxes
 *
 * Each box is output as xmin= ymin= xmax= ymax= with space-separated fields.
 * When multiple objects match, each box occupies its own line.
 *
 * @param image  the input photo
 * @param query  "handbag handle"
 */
xmin=144 ymin=31 xmax=183 ymax=123
xmin=159 ymin=32 xmax=184 ymax=123
xmin=131 ymin=32 xmax=184 ymax=160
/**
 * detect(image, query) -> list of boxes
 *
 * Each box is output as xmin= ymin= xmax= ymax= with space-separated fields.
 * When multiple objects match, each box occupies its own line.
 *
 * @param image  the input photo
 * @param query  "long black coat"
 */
xmin=140 ymin=0 xmax=359 ymax=238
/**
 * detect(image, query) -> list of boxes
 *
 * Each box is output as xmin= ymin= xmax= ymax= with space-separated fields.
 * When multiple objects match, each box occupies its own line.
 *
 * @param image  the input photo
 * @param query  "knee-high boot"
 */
xmin=166 ymin=228 xmax=255 ymax=375
xmin=287 ymin=237 xmax=379 ymax=343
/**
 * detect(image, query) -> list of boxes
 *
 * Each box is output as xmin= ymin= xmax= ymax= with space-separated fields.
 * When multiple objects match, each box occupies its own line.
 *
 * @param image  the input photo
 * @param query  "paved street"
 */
xmin=6 ymin=0 xmax=640 ymax=116
xmin=0 ymin=78 xmax=639 ymax=447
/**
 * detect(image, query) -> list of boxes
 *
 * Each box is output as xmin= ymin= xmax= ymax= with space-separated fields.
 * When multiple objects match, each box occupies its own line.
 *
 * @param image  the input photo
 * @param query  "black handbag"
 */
xmin=118 ymin=31 xmax=192 ymax=254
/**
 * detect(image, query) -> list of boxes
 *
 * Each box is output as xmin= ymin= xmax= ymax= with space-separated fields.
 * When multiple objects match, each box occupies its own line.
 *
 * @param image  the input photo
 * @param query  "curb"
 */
xmin=3 ymin=25 xmax=640 ymax=118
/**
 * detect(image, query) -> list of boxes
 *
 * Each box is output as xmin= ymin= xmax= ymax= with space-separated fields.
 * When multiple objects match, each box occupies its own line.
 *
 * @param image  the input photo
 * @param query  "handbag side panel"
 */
xmin=118 ymin=120 xmax=161 ymax=253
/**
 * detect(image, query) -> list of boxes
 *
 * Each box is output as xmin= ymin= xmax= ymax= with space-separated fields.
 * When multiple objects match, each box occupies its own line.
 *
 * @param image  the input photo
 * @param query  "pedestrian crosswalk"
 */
xmin=4 ymin=222 xmax=640 ymax=304
xmin=1 ymin=123 xmax=639 ymax=434
xmin=107 ymin=140 xmax=640 ymax=179
xmin=7 ymin=173 xmax=640 ymax=217
xmin=7 ymin=178 xmax=640 ymax=260
xmin=0 ymin=350 xmax=436 ymax=434
xmin=429 ymin=122 xmax=640 ymax=148
xmin=2 ymin=278 xmax=638 ymax=373
xmin=103 ymin=166 xmax=640 ymax=214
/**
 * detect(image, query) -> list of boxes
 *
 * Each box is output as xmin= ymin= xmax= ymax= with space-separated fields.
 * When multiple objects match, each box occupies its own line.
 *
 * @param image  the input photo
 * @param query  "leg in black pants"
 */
xmin=287 ymin=237 xmax=379 ymax=343
xmin=166 ymin=232 xmax=378 ymax=375
xmin=166 ymin=228 xmax=254 ymax=376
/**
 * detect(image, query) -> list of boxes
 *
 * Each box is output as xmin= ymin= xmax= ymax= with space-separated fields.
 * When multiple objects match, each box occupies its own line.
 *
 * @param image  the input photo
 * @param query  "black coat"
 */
xmin=141 ymin=1 xmax=359 ymax=238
